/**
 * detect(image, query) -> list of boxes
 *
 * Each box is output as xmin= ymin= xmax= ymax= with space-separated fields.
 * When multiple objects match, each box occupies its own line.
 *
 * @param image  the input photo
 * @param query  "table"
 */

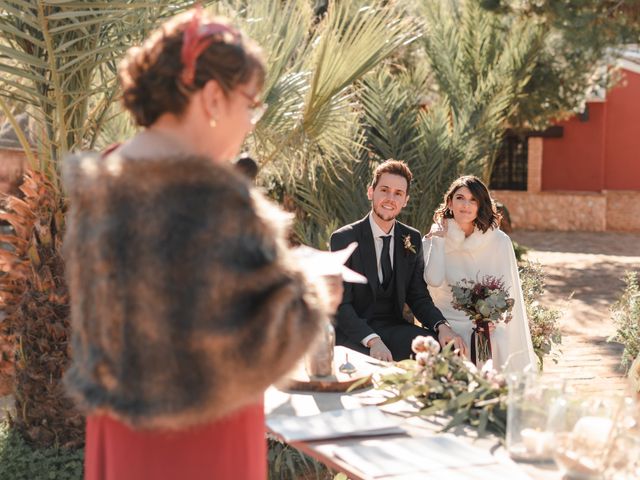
xmin=266 ymin=347 xmax=561 ymax=480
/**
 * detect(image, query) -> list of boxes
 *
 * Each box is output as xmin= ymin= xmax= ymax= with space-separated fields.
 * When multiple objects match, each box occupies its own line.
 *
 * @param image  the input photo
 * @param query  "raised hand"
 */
xmin=426 ymin=220 xmax=447 ymax=239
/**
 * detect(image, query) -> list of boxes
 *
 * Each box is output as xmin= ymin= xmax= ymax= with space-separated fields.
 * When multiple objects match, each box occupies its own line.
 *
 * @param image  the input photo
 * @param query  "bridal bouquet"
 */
xmin=451 ymin=275 xmax=514 ymax=366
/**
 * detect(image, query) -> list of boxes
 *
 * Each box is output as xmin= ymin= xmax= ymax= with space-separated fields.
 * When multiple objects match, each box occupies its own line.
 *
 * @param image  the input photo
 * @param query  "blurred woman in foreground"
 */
xmin=63 ymin=8 xmax=337 ymax=479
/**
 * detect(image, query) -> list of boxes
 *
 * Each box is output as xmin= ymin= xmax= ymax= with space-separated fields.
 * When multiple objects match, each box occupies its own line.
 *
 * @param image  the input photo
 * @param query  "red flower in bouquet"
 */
xmin=451 ymin=275 xmax=515 ymax=366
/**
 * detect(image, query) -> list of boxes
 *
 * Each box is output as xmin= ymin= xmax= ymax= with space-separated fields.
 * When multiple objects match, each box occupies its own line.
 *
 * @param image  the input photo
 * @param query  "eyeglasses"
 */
xmin=238 ymin=90 xmax=267 ymax=125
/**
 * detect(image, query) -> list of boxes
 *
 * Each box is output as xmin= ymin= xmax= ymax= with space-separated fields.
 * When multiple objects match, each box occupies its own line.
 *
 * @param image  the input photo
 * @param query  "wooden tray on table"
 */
xmin=283 ymin=346 xmax=380 ymax=392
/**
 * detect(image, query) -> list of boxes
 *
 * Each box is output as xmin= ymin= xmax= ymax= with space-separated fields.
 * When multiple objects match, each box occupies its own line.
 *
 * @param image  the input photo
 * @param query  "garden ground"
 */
xmin=511 ymin=230 xmax=640 ymax=393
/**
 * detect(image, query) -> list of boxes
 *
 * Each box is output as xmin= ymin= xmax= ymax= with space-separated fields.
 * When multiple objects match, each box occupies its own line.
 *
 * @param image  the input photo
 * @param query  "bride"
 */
xmin=423 ymin=175 xmax=537 ymax=372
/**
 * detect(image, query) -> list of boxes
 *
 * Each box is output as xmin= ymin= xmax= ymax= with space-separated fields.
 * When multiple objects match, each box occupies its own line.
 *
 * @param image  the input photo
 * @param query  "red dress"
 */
xmin=84 ymin=402 xmax=266 ymax=480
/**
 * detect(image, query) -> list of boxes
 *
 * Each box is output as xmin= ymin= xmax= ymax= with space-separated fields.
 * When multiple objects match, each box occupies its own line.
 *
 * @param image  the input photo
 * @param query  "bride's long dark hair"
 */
xmin=433 ymin=175 xmax=501 ymax=233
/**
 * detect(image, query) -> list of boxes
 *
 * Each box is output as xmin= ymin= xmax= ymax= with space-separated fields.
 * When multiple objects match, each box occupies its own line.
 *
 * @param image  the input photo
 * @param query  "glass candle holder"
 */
xmin=506 ymin=373 xmax=565 ymax=462
xmin=304 ymin=321 xmax=335 ymax=378
xmin=552 ymin=395 xmax=622 ymax=480
xmin=601 ymin=397 xmax=640 ymax=480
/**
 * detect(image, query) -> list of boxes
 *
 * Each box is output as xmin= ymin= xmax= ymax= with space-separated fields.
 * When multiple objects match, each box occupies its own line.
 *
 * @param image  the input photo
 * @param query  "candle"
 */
xmin=520 ymin=428 xmax=555 ymax=458
xmin=571 ymin=416 xmax=613 ymax=450
xmin=553 ymin=416 xmax=614 ymax=478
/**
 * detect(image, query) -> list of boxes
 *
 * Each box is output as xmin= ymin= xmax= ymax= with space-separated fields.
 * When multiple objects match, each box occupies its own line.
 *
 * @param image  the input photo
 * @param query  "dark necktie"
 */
xmin=380 ymin=235 xmax=392 ymax=289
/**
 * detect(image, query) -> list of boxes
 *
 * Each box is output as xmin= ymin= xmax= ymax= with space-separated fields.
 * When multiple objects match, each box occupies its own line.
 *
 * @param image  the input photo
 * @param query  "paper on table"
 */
xmin=292 ymin=242 xmax=367 ymax=284
xmin=333 ymin=436 xmax=532 ymax=479
xmin=266 ymin=406 xmax=403 ymax=442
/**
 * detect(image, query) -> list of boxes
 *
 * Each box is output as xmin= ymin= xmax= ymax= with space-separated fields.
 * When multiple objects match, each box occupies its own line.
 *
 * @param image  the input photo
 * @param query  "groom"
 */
xmin=330 ymin=160 xmax=464 ymax=361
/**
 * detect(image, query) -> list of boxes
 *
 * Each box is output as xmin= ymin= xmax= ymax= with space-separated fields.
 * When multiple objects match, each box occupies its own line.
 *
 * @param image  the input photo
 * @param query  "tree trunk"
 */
xmin=1 ymin=170 xmax=84 ymax=449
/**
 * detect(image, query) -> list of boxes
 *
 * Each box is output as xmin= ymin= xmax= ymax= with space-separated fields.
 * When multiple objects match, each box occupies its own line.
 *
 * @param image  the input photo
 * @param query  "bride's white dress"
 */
xmin=423 ymin=219 xmax=537 ymax=373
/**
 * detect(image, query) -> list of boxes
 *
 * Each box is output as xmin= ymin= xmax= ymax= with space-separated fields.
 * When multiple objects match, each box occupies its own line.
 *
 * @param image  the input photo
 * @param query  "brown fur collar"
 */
xmin=62 ymin=152 xmax=326 ymax=430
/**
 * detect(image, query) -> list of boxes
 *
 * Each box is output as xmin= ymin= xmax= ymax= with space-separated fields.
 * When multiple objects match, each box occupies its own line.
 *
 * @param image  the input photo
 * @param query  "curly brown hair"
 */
xmin=118 ymin=10 xmax=265 ymax=127
xmin=433 ymin=175 xmax=501 ymax=233
xmin=371 ymin=159 xmax=413 ymax=195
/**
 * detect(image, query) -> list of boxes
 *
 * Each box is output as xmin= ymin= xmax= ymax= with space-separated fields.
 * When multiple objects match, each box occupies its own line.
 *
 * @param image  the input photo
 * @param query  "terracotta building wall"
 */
xmin=492 ymin=190 xmax=607 ymax=231
xmin=606 ymin=190 xmax=640 ymax=231
xmin=541 ymin=103 xmax=606 ymax=192
xmin=541 ymin=69 xmax=640 ymax=192
xmin=494 ymin=68 xmax=640 ymax=231
xmin=603 ymin=70 xmax=640 ymax=190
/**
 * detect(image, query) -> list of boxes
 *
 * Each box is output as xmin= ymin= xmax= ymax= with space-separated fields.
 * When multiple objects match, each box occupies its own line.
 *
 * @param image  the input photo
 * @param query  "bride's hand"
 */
xmin=426 ymin=220 xmax=447 ymax=239
xmin=437 ymin=325 xmax=468 ymax=358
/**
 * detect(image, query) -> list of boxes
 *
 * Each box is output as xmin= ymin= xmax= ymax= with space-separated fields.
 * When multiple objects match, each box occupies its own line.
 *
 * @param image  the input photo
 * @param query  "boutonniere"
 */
xmin=403 ymin=234 xmax=416 ymax=255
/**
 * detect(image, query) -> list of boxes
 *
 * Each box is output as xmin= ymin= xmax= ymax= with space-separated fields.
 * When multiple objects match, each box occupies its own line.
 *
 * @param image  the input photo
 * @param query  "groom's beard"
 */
xmin=372 ymin=204 xmax=399 ymax=223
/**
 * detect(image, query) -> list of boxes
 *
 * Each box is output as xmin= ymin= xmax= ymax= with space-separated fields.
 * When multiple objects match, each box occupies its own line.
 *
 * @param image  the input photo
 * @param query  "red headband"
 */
xmin=180 ymin=6 xmax=241 ymax=87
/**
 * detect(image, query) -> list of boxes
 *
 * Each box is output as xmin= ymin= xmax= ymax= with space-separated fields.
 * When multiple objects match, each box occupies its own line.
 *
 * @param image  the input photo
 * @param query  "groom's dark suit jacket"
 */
xmin=329 ymin=215 xmax=445 ymax=345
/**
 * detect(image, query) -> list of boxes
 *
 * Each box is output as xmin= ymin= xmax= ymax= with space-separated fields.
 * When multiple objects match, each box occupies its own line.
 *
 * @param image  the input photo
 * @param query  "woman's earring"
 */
xmin=209 ymin=117 xmax=217 ymax=128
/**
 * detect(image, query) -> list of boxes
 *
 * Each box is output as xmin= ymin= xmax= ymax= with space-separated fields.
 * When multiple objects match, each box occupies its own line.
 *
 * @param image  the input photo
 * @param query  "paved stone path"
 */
xmin=511 ymin=230 xmax=639 ymax=394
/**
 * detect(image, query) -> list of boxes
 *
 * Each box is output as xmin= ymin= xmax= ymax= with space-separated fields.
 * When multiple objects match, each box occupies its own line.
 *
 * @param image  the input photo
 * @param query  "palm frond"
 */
xmin=291 ymin=149 xmax=371 ymax=249
xmin=417 ymin=0 xmax=541 ymax=182
xmin=299 ymin=1 xmax=420 ymax=159
xmin=358 ymin=63 xmax=428 ymax=163
xmin=0 ymin=0 xmax=193 ymax=185
xmin=227 ymin=0 xmax=314 ymax=92
xmin=247 ymin=0 xmax=420 ymax=177
xmin=0 ymin=99 xmax=37 ymax=168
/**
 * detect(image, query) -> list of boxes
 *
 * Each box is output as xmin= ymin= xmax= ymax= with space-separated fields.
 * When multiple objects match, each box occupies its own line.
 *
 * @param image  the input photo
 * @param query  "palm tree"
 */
xmin=0 ymin=0 xmax=425 ymax=447
xmin=482 ymin=0 xmax=640 ymax=129
xmin=0 ymin=169 xmax=81 ymax=447
xmin=255 ymin=0 xmax=543 ymax=246
xmin=342 ymin=0 xmax=542 ymax=233
xmin=236 ymin=0 xmax=422 ymax=248
xmin=407 ymin=0 xmax=540 ymax=230
xmin=86 ymin=0 xmax=421 ymax=251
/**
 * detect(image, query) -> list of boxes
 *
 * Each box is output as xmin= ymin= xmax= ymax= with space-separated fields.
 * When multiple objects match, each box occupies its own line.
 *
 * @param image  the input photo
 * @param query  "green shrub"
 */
xmin=609 ymin=271 xmax=640 ymax=371
xmin=0 ymin=421 xmax=83 ymax=479
xmin=519 ymin=261 xmax=562 ymax=369
xmin=512 ymin=240 xmax=529 ymax=264
xmin=268 ymin=436 xmax=335 ymax=480
xmin=0 ymin=423 xmax=345 ymax=480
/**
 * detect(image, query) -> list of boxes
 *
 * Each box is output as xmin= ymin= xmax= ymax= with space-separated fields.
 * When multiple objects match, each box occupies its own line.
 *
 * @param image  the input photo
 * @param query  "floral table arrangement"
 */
xmin=367 ymin=336 xmax=508 ymax=437
xmin=350 ymin=334 xmax=640 ymax=478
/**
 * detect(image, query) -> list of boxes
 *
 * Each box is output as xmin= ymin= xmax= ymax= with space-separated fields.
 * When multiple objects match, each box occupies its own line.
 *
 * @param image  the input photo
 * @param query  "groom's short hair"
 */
xmin=371 ymin=159 xmax=413 ymax=195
